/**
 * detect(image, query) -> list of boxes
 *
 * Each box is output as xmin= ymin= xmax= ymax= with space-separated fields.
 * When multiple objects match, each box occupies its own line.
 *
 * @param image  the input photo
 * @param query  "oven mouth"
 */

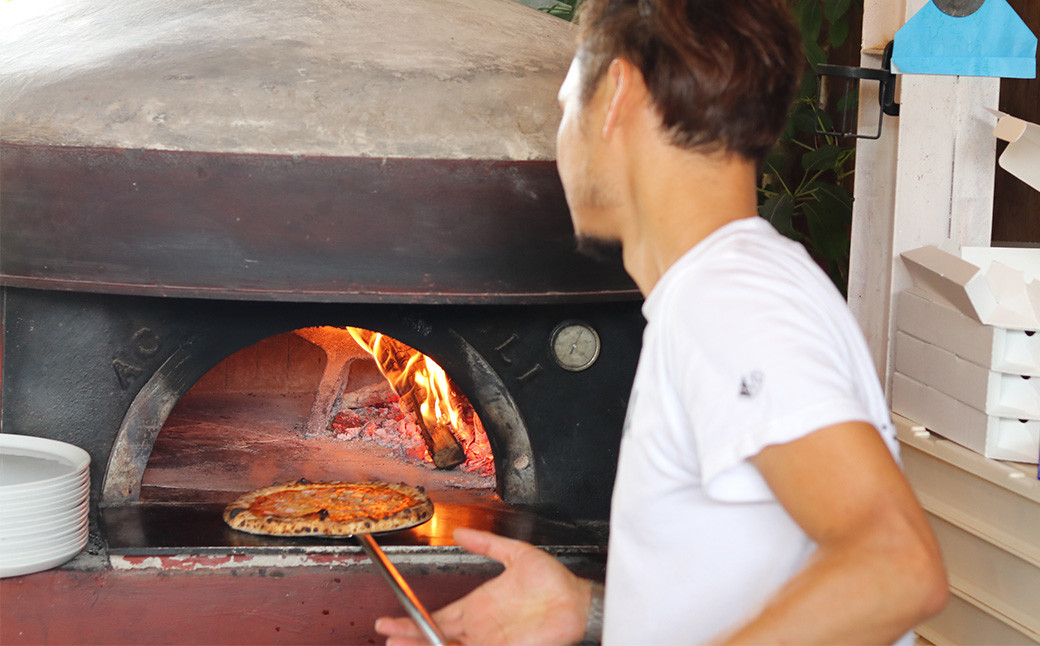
xmin=138 ymin=326 xmax=500 ymax=502
xmin=2 ymin=289 xmax=640 ymax=561
xmin=98 ymin=322 xmax=605 ymax=557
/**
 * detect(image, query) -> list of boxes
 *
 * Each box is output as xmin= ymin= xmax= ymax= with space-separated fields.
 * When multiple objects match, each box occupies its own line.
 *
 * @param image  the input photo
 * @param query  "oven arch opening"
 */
xmin=101 ymin=324 xmax=537 ymax=509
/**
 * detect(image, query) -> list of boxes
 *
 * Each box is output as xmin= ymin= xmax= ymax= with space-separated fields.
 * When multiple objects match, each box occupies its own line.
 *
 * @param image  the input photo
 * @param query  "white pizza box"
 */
xmin=894 ymin=331 xmax=1040 ymax=420
xmin=901 ymin=243 xmax=1040 ymax=332
xmin=892 ymin=372 xmax=1040 ymax=463
xmin=896 ymin=289 xmax=1040 ymax=376
xmin=991 ymin=109 xmax=1040 ymax=194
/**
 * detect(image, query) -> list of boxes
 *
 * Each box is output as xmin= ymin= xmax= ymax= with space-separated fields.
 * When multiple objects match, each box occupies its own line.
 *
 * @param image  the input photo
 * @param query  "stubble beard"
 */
xmin=569 ymin=176 xmax=623 ymax=262
xmin=575 ymin=233 xmax=623 ymax=263
xmin=560 ymin=124 xmax=624 ymax=263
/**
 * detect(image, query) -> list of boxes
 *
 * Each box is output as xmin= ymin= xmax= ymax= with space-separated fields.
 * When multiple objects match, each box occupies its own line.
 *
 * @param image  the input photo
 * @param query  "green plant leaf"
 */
xmin=802 ymin=39 xmax=828 ymax=68
xmin=824 ymin=0 xmax=852 ymax=22
xmin=794 ymin=0 xmax=824 ymax=43
xmin=797 ymin=69 xmax=818 ymax=101
xmin=801 ymin=144 xmax=845 ymax=171
xmin=763 ymin=148 xmax=788 ymax=178
xmin=811 ymin=107 xmax=836 ymax=134
xmin=800 ymin=179 xmax=853 ymax=262
xmin=803 ymin=198 xmax=851 ymax=261
xmin=829 ymin=16 xmax=850 ymax=48
xmin=540 ymin=1 xmax=578 ymax=21
xmin=791 ymin=104 xmax=821 ymax=135
xmin=836 ymin=87 xmax=859 ymax=113
xmin=811 ymin=181 xmax=854 ymax=223
xmin=759 ymin=192 xmax=801 ymax=241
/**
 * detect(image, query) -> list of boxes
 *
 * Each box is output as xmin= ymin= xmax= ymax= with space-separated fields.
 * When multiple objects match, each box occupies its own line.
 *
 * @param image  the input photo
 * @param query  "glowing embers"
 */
xmin=344 ymin=328 xmax=494 ymax=477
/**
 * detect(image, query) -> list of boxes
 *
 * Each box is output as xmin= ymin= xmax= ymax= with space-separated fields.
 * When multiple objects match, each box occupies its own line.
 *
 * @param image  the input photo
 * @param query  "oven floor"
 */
xmin=114 ymin=392 xmax=604 ymax=554
xmin=102 ymin=489 xmax=602 ymax=555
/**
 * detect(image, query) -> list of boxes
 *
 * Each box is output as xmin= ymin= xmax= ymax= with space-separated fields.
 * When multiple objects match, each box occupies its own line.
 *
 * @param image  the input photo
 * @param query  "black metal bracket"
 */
xmin=813 ymin=41 xmax=900 ymax=140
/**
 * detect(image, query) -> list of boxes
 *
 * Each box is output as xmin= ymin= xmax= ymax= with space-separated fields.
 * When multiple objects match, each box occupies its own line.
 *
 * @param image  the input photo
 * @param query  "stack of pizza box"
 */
xmin=892 ymin=243 xmax=1040 ymax=464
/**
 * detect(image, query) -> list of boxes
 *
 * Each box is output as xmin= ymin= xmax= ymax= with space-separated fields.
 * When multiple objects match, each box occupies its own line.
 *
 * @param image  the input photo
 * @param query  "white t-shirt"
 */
xmin=602 ymin=217 xmax=907 ymax=645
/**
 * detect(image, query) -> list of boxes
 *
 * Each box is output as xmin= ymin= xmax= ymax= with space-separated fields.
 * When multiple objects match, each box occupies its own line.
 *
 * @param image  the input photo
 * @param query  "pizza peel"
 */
xmin=356 ymin=532 xmax=451 ymax=646
xmin=222 ymin=480 xmax=449 ymax=644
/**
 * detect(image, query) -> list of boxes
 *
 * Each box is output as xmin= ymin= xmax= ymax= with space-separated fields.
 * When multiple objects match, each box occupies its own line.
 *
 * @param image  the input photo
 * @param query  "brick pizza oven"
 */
xmin=0 ymin=1 xmax=644 ymax=643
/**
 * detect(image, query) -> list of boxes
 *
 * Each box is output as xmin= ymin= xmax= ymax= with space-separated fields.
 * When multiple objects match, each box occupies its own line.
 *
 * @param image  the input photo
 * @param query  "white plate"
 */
xmin=0 ymin=470 xmax=88 ymax=502
xmin=1 ymin=476 xmax=89 ymax=503
xmin=0 ymin=482 xmax=90 ymax=515
xmin=1 ymin=506 xmax=89 ymax=533
xmin=6 ymin=463 xmax=89 ymax=485
xmin=0 ymin=435 xmax=90 ymax=492
xmin=1 ymin=520 xmax=89 ymax=545
xmin=0 ymin=527 xmax=88 ymax=560
xmin=1 ymin=486 xmax=89 ymax=511
xmin=0 ymin=519 xmax=89 ymax=544
xmin=0 ymin=536 xmax=87 ymax=558
xmin=0 ymin=500 xmax=88 ymax=521
xmin=0 ymin=536 xmax=87 ymax=577
xmin=0 ymin=518 xmax=89 ymax=548
xmin=2 ymin=470 xmax=89 ymax=501
xmin=0 ymin=549 xmax=86 ymax=578
xmin=0 ymin=501 xmax=88 ymax=522
xmin=0 ymin=542 xmax=88 ymax=569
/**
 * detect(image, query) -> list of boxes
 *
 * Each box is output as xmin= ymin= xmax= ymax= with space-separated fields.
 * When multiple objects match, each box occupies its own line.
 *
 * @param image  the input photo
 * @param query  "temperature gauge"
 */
xmin=550 ymin=321 xmax=601 ymax=372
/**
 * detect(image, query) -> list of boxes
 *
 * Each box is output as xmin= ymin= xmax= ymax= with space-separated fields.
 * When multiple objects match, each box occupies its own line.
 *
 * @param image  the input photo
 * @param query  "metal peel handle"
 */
xmin=357 ymin=532 xmax=449 ymax=646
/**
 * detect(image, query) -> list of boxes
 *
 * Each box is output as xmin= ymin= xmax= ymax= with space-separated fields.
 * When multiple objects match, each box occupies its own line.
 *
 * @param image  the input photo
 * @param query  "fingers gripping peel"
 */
xmin=375 ymin=528 xmax=592 ymax=646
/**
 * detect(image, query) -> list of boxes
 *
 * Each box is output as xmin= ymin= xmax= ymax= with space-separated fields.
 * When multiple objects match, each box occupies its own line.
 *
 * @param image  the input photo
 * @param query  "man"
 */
xmin=377 ymin=0 xmax=948 ymax=643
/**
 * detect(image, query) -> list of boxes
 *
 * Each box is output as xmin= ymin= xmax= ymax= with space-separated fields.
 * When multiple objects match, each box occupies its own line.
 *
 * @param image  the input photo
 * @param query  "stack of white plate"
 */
xmin=1 ymin=434 xmax=91 ymax=578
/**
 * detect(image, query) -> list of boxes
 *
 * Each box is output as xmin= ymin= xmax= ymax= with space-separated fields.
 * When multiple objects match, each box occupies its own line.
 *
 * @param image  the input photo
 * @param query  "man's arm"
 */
xmin=374 ymin=527 xmax=592 ymax=646
xmin=719 ymin=420 xmax=948 ymax=644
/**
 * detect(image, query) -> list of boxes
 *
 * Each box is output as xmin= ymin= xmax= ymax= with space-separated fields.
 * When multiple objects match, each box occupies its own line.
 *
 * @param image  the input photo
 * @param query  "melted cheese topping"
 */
xmin=250 ymin=483 xmax=416 ymax=522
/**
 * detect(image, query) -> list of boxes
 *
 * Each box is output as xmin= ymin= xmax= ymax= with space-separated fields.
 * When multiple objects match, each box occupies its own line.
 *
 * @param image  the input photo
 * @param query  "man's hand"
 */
xmin=375 ymin=527 xmax=592 ymax=646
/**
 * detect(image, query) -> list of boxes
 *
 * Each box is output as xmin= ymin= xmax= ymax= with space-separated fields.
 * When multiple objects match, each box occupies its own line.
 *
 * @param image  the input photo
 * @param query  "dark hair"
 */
xmin=576 ymin=0 xmax=803 ymax=164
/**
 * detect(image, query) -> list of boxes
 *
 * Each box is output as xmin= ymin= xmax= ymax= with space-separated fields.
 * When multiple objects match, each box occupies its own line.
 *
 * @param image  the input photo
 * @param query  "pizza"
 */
xmin=223 ymin=479 xmax=433 ymax=536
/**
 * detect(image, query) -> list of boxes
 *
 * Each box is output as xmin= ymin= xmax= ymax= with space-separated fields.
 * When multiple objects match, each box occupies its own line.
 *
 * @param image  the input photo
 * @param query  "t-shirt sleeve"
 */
xmin=666 ymin=266 xmax=875 ymax=503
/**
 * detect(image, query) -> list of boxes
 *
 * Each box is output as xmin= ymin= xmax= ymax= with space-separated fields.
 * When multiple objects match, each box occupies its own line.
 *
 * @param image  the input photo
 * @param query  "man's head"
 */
xmin=573 ymin=0 xmax=803 ymax=166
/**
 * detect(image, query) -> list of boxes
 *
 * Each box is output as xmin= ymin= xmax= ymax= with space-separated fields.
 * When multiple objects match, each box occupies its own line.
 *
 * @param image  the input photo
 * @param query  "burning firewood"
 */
xmin=399 ymin=389 xmax=466 ymax=468
xmin=347 ymin=328 xmax=466 ymax=469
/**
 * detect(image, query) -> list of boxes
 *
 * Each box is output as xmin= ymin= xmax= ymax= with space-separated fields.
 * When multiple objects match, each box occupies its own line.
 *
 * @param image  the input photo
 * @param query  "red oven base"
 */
xmin=0 ymin=553 xmax=604 ymax=645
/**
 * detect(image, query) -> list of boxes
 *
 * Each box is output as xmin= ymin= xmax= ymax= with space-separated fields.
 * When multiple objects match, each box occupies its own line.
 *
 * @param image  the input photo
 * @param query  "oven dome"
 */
xmin=0 ymin=0 xmax=574 ymax=160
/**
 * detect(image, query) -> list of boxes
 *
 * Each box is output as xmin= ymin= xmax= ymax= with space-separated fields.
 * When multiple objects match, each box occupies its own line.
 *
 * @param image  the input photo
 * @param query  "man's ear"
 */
xmin=601 ymin=58 xmax=648 ymax=141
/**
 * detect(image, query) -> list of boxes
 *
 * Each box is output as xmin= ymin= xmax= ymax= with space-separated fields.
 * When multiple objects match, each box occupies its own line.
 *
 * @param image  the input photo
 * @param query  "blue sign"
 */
xmin=893 ymin=0 xmax=1037 ymax=78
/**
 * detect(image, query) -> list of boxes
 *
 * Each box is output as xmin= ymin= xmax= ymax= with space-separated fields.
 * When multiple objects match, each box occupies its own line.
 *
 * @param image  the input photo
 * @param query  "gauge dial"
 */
xmin=550 ymin=321 xmax=601 ymax=372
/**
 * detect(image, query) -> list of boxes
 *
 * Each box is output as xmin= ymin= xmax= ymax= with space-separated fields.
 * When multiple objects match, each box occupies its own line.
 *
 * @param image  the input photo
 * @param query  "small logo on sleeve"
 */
xmin=739 ymin=371 xmax=764 ymax=398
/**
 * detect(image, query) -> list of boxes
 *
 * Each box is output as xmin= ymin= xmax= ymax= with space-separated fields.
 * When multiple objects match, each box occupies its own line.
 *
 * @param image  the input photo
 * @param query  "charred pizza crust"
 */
xmin=223 ymin=479 xmax=433 ymax=536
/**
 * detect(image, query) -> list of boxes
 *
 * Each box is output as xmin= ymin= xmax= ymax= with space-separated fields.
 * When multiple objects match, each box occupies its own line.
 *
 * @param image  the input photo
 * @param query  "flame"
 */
xmin=346 ymin=327 xmax=494 ymax=475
